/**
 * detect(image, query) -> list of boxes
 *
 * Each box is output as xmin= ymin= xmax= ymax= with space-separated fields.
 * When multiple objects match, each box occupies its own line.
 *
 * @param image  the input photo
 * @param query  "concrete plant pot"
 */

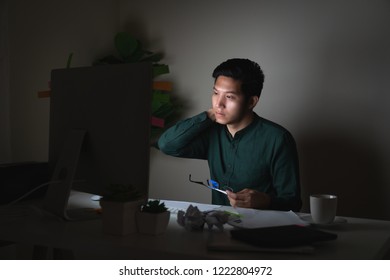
xmin=136 ymin=211 xmax=170 ymax=235
xmin=100 ymin=198 xmax=145 ymax=235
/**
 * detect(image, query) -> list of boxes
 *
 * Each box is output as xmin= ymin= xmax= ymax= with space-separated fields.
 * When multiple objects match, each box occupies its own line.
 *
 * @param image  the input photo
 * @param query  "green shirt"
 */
xmin=158 ymin=112 xmax=302 ymax=211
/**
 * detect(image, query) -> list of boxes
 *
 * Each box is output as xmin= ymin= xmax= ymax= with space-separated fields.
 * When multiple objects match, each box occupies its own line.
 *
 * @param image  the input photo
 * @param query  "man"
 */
xmin=158 ymin=58 xmax=302 ymax=211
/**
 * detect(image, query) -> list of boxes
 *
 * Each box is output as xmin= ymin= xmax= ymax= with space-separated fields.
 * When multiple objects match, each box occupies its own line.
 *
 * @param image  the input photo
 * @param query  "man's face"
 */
xmin=212 ymin=75 xmax=251 ymax=125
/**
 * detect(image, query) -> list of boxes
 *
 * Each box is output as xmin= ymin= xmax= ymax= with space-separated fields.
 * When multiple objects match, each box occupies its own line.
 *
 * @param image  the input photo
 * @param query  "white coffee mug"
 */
xmin=310 ymin=194 xmax=337 ymax=224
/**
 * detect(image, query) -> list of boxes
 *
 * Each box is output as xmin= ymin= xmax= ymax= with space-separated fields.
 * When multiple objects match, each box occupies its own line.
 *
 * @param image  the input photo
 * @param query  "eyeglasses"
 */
xmin=188 ymin=174 xmax=232 ymax=195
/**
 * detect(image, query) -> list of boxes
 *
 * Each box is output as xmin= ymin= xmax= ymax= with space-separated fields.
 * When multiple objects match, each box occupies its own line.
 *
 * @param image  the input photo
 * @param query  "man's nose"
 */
xmin=215 ymin=96 xmax=225 ymax=108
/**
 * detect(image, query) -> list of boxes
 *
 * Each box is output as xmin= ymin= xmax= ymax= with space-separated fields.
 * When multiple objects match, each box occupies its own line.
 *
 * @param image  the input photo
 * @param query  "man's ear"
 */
xmin=247 ymin=96 xmax=259 ymax=110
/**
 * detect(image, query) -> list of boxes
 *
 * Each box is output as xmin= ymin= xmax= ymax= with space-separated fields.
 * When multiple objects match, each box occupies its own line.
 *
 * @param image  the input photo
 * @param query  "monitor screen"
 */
xmin=44 ymin=62 xmax=152 ymax=219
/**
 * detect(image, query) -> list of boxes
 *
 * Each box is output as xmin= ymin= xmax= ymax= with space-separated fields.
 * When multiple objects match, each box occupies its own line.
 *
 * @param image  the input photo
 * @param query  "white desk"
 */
xmin=1 ymin=192 xmax=390 ymax=259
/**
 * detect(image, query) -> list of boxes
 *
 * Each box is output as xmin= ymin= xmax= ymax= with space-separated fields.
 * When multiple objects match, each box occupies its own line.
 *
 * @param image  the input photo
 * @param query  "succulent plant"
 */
xmin=141 ymin=199 xmax=168 ymax=213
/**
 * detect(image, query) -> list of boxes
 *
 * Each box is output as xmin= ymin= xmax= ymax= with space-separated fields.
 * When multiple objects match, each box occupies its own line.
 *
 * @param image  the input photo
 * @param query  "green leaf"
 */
xmin=152 ymin=90 xmax=170 ymax=111
xmin=124 ymin=47 xmax=145 ymax=62
xmin=153 ymin=64 xmax=170 ymax=77
xmin=115 ymin=32 xmax=139 ymax=60
xmin=66 ymin=53 xmax=73 ymax=68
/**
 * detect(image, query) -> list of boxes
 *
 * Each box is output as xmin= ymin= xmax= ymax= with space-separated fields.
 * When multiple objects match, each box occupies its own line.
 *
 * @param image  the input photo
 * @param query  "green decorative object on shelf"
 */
xmin=94 ymin=32 xmax=182 ymax=143
xmin=95 ymin=32 xmax=167 ymax=72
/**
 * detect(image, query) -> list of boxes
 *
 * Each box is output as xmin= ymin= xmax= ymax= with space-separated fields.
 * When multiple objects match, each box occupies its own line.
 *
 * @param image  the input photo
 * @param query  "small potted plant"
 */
xmin=99 ymin=184 xmax=146 ymax=235
xmin=136 ymin=200 xmax=170 ymax=235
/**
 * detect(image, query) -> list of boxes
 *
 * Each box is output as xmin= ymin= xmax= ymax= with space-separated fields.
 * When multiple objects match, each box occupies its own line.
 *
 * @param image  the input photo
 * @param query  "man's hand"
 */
xmin=206 ymin=108 xmax=216 ymax=122
xmin=226 ymin=188 xmax=271 ymax=209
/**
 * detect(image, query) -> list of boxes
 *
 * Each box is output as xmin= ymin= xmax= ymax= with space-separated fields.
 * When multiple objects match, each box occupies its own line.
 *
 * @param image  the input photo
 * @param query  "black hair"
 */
xmin=212 ymin=58 xmax=264 ymax=98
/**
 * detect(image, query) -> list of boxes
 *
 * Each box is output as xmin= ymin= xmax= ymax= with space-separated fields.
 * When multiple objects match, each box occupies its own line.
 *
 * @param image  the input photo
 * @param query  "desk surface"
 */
xmin=1 ymin=192 xmax=390 ymax=259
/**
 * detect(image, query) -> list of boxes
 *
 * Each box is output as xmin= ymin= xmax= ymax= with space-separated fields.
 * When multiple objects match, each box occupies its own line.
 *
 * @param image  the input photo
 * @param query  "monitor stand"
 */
xmin=43 ymin=129 xmax=97 ymax=220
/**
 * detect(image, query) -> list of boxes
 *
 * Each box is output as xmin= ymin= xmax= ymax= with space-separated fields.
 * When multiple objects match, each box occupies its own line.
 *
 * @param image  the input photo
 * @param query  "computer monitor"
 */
xmin=43 ymin=62 xmax=152 ymax=220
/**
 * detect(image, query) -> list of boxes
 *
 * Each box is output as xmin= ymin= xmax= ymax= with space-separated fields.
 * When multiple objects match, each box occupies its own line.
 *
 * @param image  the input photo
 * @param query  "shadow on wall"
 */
xmin=298 ymin=131 xmax=388 ymax=220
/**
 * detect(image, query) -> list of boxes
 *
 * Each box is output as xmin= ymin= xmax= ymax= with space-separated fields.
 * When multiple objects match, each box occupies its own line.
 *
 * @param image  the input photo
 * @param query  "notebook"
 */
xmin=230 ymin=225 xmax=337 ymax=248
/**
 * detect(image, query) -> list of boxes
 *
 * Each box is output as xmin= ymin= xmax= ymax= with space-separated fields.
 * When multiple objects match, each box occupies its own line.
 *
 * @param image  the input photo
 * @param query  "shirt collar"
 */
xmin=225 ymin=113 xmax=260 ymax=139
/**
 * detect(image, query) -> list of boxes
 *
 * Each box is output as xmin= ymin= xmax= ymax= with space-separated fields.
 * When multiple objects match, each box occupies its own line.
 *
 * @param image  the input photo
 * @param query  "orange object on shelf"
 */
xmin=153 ymin=81 xmax=172 ymax=91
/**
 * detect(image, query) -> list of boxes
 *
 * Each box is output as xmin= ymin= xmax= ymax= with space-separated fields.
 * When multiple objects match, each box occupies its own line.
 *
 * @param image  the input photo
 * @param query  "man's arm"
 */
xmin=268 ymin=131 xmax=302 ymax=211
xmin=157 ymin=111 xmax=215 ymax=159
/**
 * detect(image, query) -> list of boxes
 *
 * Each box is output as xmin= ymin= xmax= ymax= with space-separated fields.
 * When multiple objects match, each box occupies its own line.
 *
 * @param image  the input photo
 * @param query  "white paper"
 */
xmin=161 ymin=200 xmax=220 ymax=213
xmin=222 ymin=207 xmax=308 ymax=228
xmin=160 ymin=201 xmax=308 ymax=228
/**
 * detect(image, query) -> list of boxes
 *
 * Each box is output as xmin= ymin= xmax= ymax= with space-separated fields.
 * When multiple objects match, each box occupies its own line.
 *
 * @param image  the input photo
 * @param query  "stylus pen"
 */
xmin=207 ymin=179 xmax=228 ymax=195
xmin=211 ymin=187 xmax=227 ymax=195
xmin=188 ymin=175 xmax=229 ymax=195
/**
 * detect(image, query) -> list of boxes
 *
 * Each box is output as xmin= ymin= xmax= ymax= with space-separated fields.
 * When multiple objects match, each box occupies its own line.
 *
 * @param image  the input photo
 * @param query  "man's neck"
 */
xmin=227 ymin=112 xmax=255 ymax=138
